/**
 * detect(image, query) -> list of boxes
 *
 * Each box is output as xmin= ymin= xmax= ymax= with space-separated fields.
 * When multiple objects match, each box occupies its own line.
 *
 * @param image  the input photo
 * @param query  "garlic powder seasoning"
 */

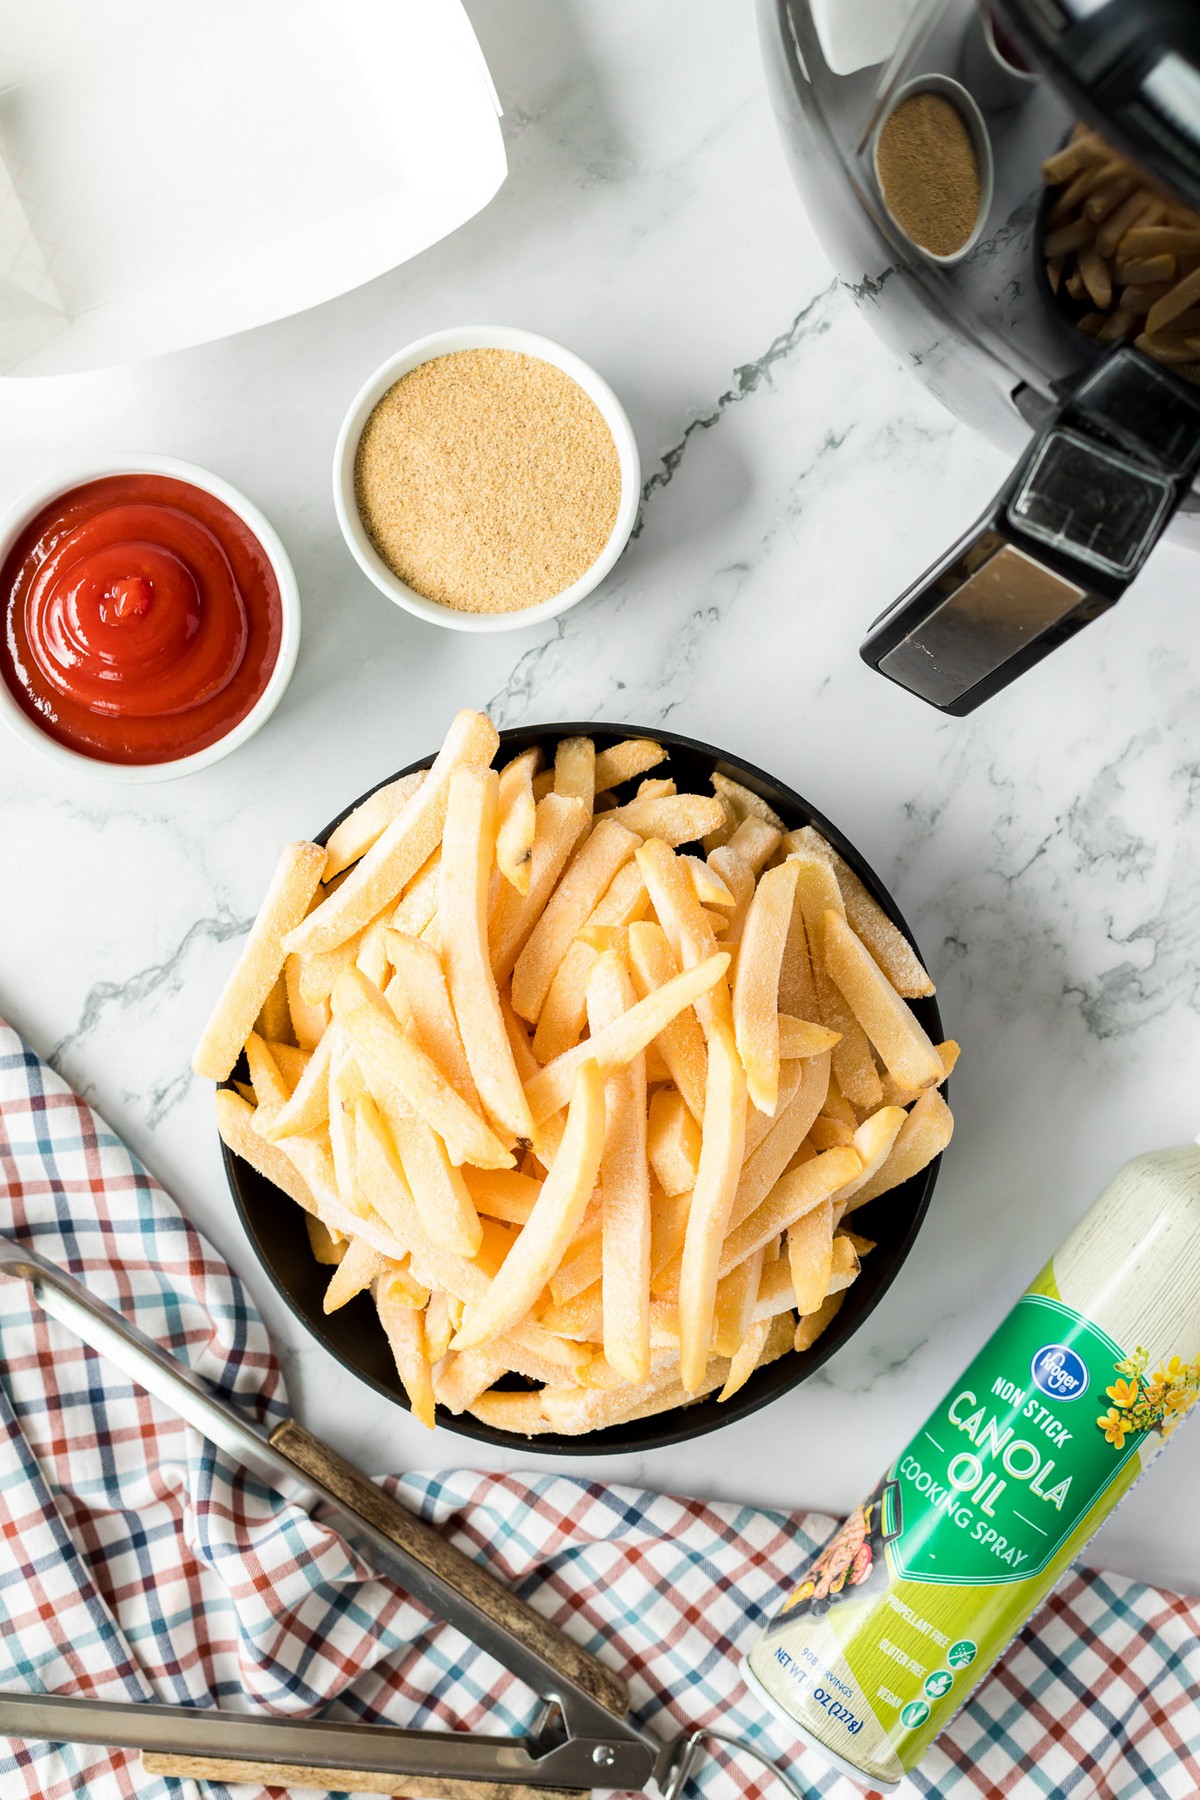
xmin=353 ymin=349 xmax=623 ymax=615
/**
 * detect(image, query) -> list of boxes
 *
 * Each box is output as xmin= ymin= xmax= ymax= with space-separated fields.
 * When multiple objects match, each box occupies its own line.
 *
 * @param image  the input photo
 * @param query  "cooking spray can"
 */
xmin=744 ymin=1142 xmax=1200 ymax=1791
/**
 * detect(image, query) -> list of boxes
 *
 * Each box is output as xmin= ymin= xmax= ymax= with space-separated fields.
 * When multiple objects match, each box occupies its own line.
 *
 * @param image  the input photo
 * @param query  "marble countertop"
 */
xmin=3 ymin=0 xmax=1198 ymax=1599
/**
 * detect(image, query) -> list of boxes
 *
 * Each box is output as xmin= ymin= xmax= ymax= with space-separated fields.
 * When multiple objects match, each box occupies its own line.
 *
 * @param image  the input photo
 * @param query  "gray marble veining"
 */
xmin=2 ymin=0 xmax=1197 ymax=1598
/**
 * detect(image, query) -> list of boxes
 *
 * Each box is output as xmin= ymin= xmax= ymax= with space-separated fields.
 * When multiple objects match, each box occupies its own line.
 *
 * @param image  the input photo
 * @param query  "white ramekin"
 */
xmin=873 ymin=75 xmax=995 ymax=267
xmin=333 ymin=325 xmax=641 ymax=633
xmin=0 ymin=453 xmax=300 ymax=784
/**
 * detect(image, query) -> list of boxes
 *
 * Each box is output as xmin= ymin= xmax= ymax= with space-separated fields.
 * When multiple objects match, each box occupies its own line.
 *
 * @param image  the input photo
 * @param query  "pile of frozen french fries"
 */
xmin=1042 ymin=125 xmax=1200 ymax=375
xmin=193 ymin=710 xmax=956 ymax=1436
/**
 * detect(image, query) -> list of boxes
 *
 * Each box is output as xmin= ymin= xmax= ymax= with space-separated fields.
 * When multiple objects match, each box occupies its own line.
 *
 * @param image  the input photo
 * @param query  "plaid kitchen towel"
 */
xmin=0 ymin=1018 xmax=1197 ymax=1800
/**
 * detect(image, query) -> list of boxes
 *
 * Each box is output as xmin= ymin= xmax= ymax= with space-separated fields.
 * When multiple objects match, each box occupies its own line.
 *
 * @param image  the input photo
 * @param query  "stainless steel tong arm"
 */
xmin=0 ymin=1234 xmax=662 ymax=1791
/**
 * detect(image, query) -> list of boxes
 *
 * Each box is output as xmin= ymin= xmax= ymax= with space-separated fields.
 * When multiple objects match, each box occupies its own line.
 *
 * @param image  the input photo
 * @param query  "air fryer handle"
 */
xmin=858 ymin=503 xmax=1120 ymax=715
xmin=861 ymin=348 xmax=1200 ymax=714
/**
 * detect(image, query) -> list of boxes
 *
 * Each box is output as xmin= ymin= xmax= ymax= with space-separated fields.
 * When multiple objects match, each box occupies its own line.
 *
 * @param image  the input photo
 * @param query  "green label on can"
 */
xmin=745 ymin=1278 xmax=1196 ymax=1788
xmin=888 ymin=1292 xmax=1141 ymax=1586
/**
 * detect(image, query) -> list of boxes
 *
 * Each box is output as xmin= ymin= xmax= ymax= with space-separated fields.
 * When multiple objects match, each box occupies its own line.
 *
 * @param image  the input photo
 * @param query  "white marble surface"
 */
xmin=3 ymin=0 xmax=1198 ymax=1599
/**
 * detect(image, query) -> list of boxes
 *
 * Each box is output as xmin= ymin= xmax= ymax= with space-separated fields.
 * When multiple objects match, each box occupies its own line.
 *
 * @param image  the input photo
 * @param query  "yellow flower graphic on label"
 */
xmin=1097 ymin=1407 xmax=1128 ymax=1448
xmin=1095 ymin=1346 xmax=1200 ymax=1446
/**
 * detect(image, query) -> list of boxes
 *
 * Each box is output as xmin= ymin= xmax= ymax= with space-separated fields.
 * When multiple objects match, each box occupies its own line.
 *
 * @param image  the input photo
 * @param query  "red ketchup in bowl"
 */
xmin=0 ymin=474 xmax=283 ymax=764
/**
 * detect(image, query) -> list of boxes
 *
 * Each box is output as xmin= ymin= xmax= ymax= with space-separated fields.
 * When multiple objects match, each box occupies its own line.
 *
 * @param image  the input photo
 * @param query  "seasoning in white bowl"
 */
xmin=876 ymin=86 xmax=986 ymax=261
xmin=353 ymin=348 xmax=623 ymax=615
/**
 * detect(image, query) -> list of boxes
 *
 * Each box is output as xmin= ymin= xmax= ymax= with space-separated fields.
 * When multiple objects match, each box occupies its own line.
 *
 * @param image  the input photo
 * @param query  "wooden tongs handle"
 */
xmin=269 ymin=1419 xmax=630 ymax=1721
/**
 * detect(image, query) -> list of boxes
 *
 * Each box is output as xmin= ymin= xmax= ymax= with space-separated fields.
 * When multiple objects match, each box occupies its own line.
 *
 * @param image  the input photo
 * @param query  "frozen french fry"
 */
xmin=791 ymin=855 xmax=882 ymax=1110
xmin=679 ymin=1023 xmax=747 ymax=1392
xmin=511 ymin=818 xmax=639 ymax=1024
xmin=462 ymin=1168 xmax=542 ymax=1226
xmin=423 ymin=1290 xmax=455 ymax=1362
xmin=323 ymin=1236 xmax=385 ymax=1313
xmin=785 ymin=826 xmax=933 ymax=998
xmin=385 ymin=932 xmax=480 ymax=1112
xmin=823 ymin=910 xmax=944 ymax=1092
xmin=467 ymin=1390 xmax=554 ymax=1435
xmin=452 ymin=1060 xmax=606 ymax=1351
xmin=719 ymin=1145 xmax=861 ymax=1279
xmin=554 ymin=735 xmax=596 ymax=808
xmin=835 ymin=1106 xmax=907 ymax=1207
xmin=524 ymin=952 xmax=730 ymax=1126
xmin=627 ymin=921 xmax=708 ymax=1123
xmin=712 ymin=1244 xmax=765 ymax=1357
xmin=592 ymin=737 xmax=666 ymax=791
xmin=680 ymin=855 xmax=734 ymax=910
xmin=355 ymin=1093 xmax=487 ymax=1302
xmin=549 ymin=1223 xmax=604 ymax=1307
xmin=264 ymin=1024 xmax=337 ymax=1140
xmin=287 ymin=710 xmax=499 ymax=956
xmin=332 ymin=968 xmax=513 ymax=1170
xmin=706 ymin=842 xmax=755 ymax=941
xmin=778 ymin=1016 xmax=841 ymax=1060
xmin=879 ymin=1040 xmax=959 ymax=1107
xmin=651 ymin=1187 xmax=692 ymax=1281
xmin=787 ymin=1198 xmax=834 ymax=1315
xmin=733 ymin=859 xmax=801 ymax=1117
xmin=538 ymin=1282 xmax=603 ymax=1341
xmin=216 ymin=1089 xmax=319 ymax=1218
xmin=532 ymin=860 xmax=649 ymax=1063
xmin=603 ymin=793 xmax=726 ymax=846
xmin=379 ymin=1264 xmax=431 ymax=1309
xmin=845 ymin=1088 xmax=954 ymax=1212
xmin=648 ymin=1088 xmax=702 ymax=1196
xmin=588 ymin=949 xmax=652 ymax=1384
xmin=355 ymin=914 xmax=392 ymax=989
xmin=727 ymin=816 xmax=782 ymax=873
xmin=285 ymin=952 xmax=333 ymax=1048
xmin=255 ymin=972 xmax=292 ymax=1047
xmin=496 ymin=746 xmax=538 ymax=895
xmin=244 ymin=1031 xmax=290 ymax=1125
xmin=719 ymin=1315 xmax=772 ymax=1400
xmin=728 ymin=1051 xmax=831 ymax=1232
xmin=379 ymin=1096 xmax=483 ymax=1259
xmin=809 ymin=1115 xmax=855 ymax=1150
xmin=794 ymin=1290 xmax=846 ymax=1353
xmin=490 ymin=792 xmax=591 ymax=981
xmin=323 ymin=770 xmax=426 ymax=881
xmin=305 ymin=1213 xmax=345 ymax=1266
xmin=377 ymin=1293 xmax=435 ymax=1428
xmin=391 ymin=848 xmax=442 ymax=938
xmin=439 ymin=768 xmax=534 ymax=1143
xmin=301 ymin=916 xmax=380 ymax=1005
xmin=712 ymin=771 xmax=785 ymax=832
xmin=747 ymin=1055 xmax=800 ymax=1143
xmin=329 ymin=1036 xmax=369 ymax=1217
xmin=635 ymin=838 xmax=732 ymax=1034
xmin=194 ymin=841 xmax=327 ymax=1081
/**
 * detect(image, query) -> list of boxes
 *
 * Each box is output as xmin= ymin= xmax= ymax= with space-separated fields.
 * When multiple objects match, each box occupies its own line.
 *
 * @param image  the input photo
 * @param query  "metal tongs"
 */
xmin=0 ymin=1237 xmax=805 ymax=1800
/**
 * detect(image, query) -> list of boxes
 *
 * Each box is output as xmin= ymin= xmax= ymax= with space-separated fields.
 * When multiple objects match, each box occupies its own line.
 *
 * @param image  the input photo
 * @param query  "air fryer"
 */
xmin=759 ymin=0 xmax=1200 ymax=712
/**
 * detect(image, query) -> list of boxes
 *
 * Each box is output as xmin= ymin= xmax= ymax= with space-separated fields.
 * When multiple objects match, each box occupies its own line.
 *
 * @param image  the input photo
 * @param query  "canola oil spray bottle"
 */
xmin=744 ymin=1139 xmax=1200 ymax=1791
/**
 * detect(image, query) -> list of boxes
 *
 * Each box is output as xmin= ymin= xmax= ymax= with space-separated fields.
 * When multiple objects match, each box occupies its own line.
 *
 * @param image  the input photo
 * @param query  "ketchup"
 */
xmin=0 ymin=474 xmax=284 ymax=765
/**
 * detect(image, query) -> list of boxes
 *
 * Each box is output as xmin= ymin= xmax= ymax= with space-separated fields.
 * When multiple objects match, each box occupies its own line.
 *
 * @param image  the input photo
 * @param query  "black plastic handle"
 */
xmin=862 ymin=348 xmax=1200 ymax=714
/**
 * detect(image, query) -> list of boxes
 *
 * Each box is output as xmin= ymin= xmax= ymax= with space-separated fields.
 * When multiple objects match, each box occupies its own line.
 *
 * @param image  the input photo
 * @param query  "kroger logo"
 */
xmin=1030 ymin=1344 xmax=1089 ymax=1402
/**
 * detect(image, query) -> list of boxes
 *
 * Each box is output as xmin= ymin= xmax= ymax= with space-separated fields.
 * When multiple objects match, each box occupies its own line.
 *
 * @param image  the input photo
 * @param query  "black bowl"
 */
xmin=223 ymin=722 xmax=945 ymax=1453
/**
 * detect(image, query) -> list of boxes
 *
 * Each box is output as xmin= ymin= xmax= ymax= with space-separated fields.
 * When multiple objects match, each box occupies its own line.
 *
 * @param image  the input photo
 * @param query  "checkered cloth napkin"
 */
xmin=1 ymin=1020 xmax=1198 ymax=1800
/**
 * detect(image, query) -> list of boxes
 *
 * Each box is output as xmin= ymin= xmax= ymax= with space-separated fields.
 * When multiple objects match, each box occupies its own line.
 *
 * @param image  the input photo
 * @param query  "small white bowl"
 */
xmin=0 ymin=453 xmax=300 ymax=784
xmin=873 ymin=75 xmax=995 ymax=267
xmin=333 ymin=325 xmax=641 ymax=632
